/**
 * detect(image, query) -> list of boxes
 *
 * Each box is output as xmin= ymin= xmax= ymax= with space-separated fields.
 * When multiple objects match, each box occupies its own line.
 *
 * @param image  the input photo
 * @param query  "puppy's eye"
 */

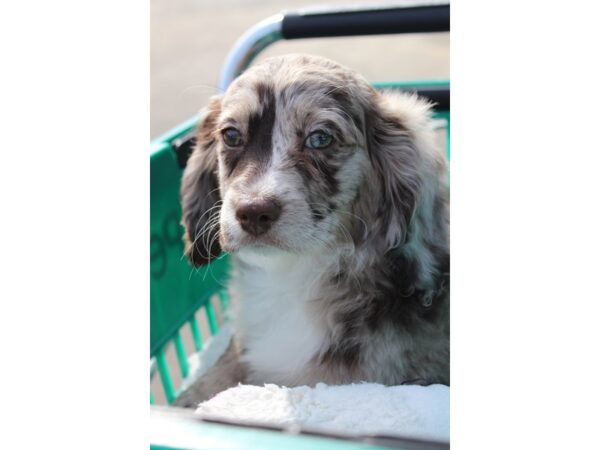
xmin=222 ymin=128 xmax=243 ymax=147
xmin=305 ymin=131 xmax=333 ymax=150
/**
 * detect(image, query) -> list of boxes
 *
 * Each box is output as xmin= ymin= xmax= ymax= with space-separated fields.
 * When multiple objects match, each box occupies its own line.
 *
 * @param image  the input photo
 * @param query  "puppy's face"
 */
xmin=215 ymin=60 xmax=372 ymax=254
xmin=181 ymin=55 xmax=427 ymax=265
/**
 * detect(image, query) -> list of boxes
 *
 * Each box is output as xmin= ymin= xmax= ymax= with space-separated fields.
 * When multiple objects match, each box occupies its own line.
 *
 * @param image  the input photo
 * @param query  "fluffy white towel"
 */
xmin=195 ymin=382 xmax=449 ymax=442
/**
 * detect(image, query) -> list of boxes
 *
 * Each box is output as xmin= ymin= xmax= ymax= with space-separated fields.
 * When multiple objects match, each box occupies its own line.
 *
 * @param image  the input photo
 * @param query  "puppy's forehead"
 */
xmin=221 ymin=55 xmax=368 ymax=116
xmin=222 ymin=78 xmax=348 ymax=117
xmin=223 ymin=77 xmax=266 ymax=108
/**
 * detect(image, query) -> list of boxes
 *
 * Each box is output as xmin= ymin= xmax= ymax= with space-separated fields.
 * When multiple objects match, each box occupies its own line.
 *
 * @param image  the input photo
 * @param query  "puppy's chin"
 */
xmin=236 ymin=244 xmax=300 ymax=269
xmin=221 ymin=226 xmax=334 ymax=257
xmin=220 ymin=232 xmax=289 ymax=254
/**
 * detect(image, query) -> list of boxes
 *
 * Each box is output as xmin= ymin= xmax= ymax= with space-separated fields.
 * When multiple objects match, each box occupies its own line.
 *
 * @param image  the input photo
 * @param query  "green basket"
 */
xmin=149 ymin=82 xmax=449 ymax=449
xmin=150 ymin=80 xmax=449 ymax=407
xmin=150 ymin=119 xmax=231 ymax=405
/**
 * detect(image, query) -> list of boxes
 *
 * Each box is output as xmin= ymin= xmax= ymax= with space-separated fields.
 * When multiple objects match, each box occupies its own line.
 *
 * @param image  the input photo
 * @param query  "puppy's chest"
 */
xmin=229 ymin=253 xmax=331 ymax=380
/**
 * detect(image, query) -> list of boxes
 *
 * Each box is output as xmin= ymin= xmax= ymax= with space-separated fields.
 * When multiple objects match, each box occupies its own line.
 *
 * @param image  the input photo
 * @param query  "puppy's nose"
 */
xmin=235 ymin=200 xmax=282 ymax=236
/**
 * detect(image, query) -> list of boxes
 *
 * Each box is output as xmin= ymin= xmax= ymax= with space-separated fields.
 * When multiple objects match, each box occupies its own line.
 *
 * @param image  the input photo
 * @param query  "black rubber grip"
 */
xmin=281 ymin=4 xmax=449 ymax=40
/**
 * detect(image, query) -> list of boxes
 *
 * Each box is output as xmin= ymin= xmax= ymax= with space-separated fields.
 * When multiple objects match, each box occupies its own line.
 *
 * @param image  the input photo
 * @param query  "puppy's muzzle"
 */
xmin=235 ymin=199 xmax=282 ymax=236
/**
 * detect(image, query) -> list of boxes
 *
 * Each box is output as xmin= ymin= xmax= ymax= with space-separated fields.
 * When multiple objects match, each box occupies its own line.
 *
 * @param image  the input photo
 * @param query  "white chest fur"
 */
xmin=229 ymin=248 xmax=337 ymax=385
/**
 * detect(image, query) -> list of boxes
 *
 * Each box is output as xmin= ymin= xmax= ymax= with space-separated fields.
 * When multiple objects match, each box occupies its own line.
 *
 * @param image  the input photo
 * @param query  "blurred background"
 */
xmin=151 ymin=0 xmax=449 ymax=138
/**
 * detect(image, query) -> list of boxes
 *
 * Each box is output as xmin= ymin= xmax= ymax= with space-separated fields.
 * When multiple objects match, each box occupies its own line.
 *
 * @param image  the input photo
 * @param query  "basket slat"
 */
xmin=206 ymin=302 xmax=219 ymax=336
xmin=189 ymin=317 xmax=204 ymax=352
xmin=156 ymin=348 xmax=176 ymax=404
xmin=173 ymin=331 xmax=189 ymax=378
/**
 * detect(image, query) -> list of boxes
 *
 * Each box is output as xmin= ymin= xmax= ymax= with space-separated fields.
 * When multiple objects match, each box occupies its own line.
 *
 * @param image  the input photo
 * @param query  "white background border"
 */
xmin=1 ymin=1 xmax=599 ymax=448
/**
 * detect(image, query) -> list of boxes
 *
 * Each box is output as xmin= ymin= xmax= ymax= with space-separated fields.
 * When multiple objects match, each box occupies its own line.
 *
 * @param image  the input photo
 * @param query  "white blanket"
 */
xmin=195 ymin=382 xmax=449 ymax=442
xmin=183 ymin=324 xmax=449 ymax=442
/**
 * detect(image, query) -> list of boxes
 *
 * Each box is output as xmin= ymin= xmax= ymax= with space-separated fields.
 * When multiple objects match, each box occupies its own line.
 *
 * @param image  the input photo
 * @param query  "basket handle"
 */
xmin=281 ymin=4 xmax=449 ymax=39
xmin=218 ymin=3 xmax=449 ymax=91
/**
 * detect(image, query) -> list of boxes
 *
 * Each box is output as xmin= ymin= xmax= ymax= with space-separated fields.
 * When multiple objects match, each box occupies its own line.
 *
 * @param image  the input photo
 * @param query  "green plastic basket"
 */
xmin=149 ymin=81 xmax=449 ymax=448
xmin=150 ymin=119 xmax=231 ymax=405
xmin=150 ymin=79 xmax=449 ymax=406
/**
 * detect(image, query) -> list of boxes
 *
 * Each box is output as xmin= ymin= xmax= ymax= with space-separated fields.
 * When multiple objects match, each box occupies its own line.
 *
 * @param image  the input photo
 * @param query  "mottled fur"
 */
xmin=174 ymin=55 xmax=449 ymax=408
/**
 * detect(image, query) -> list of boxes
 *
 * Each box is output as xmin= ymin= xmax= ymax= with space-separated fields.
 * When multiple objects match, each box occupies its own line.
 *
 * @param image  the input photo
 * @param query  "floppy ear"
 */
xmin=180 ymin=96 xmax=222 ymax=267
xmin=364 ymin=93 xmax=425 ymax=251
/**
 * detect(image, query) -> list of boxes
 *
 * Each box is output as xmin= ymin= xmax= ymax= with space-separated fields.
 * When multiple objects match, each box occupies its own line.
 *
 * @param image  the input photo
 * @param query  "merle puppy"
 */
xmin=175 ymin=54 xmax=449 ymax=407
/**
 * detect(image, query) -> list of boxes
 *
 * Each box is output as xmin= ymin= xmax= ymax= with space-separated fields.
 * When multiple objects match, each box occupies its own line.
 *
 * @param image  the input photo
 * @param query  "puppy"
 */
xmin=174 ymin=54 xmax=449 ymax=408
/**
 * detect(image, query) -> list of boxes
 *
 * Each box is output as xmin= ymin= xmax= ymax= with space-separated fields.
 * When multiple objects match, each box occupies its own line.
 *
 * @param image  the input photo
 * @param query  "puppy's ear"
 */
xmin=365 ymin=93 xmax=427 ymax=250
xmin=180 ymin=96 xmax=222 ymax=267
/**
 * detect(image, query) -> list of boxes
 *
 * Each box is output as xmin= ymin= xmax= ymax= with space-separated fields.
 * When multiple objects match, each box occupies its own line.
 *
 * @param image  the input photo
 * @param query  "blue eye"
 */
xmin=222 ymin=128 xmax=243 ymax=147
xmin=305 ymin=131 xmax=334 ymax=149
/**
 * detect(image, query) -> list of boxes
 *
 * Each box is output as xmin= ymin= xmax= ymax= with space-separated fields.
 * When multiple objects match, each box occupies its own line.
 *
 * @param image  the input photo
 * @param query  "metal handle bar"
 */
xmin=218 ymin=3 xmax=450 ymax=92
